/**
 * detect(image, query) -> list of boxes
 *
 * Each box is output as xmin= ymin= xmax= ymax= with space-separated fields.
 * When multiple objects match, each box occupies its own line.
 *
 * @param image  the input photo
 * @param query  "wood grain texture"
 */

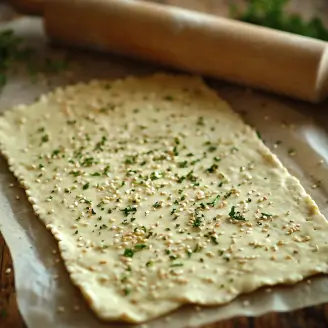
xmin=1 ymin=0 xmax=328 ymax=327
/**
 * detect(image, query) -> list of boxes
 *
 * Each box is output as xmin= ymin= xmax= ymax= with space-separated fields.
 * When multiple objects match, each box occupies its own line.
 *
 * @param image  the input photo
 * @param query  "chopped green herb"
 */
xmin=191 ymin=158 xmax=201 ymax=165
xmin=224 ymin=191 xmax=232 ymax=199
xmin=186 ymin=170 xmax=197 ymax=182
xmin=83 ymin=182 xmax=90 ymax=190
xmin=94 ymin=136 xmax=107 ymax=151
xmin=288 ymin=148 xmax=296 ymax=156
xmin=125 ymin=155 xmax=137 ymax=165
xmin=123 ymin=248 xmax=134 ymax=257
xmin=206 ymin=164 xmax=218 ymax=173
xmin=229 ymin=206 xmax=247 ymax=221
xmin=170 ymin=262 xmax=183 ymax=267
xmin=199 ymin=203 xmax=206 ymax=210
xmin=103 ymin=165 xmax=110 ymax=175
xmin=193 ymin=217 xmax=202 ymax=228
xmin=177 ymin=160 xmax=188 ymax=168
xmin=256 ymin=130 xmax=263 ymax=141
xmin=146 ymin=260 xmax=153 ymax=267
xmin=197 ymin=116 xmax=205 ymax=126
xmin=121 ymin=205 xmax=137 ymax=217
xmin=261 ymin=212 xmax=273 ymax=218
xmin=153 ymin=201 xmax=162 ymax=208
xmin=208 ymin=146 xmax=217 ymax=152
xmin=41 ymin=134 xmax=49 ymax=143
xmin=150 ymin=171 xmax=163 ymax=180
xmin=207 ymin=194 xmax=220 ymax=207
xmin=123 ymin=287 xmax=131 ymax=296
xmin=194 ymin=243 xmax=201 ymax=252
xmin=135 ymin=244 xmax=147 ymax=250
xmin=51 ymin=149 xmax=60 ymax=157
xmin=210 ymin=236 xmax=219 ymax=245
xmin=81 ymin=157 xmax=95 ymax=167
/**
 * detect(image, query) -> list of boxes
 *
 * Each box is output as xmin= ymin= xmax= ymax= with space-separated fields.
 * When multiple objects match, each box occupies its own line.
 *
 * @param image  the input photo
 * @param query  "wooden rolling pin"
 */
xmin=9 ymin=0 xmax=328 ymax=102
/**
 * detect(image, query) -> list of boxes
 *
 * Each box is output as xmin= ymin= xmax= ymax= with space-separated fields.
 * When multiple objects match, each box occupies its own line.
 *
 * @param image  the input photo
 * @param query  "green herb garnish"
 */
xmin=193 ymin=217 xmax=202 ymax=227
xmin=120 ymin=205 xmax=137 ymax=217
xmin=153 ymin=201 xmax=162 ymax=208
xmin=170 ymin=262 xmax=183 ymax=267
xmin=206 ymin=164 xmax=218 ymax=173
xmin=123 ymin=248 xmax=134 ymax=257
xmin=207 ymin=194 xmax=220 ymax=207
xmin=228 ymin=206 xmax=247 ymax=221
xmin=135 ymin=244 xmax=147 ymax=250
xmin=210 ymin=236 xmax=219 ymax=245
xmin=261 ymin=212 xmax=273 ymax=218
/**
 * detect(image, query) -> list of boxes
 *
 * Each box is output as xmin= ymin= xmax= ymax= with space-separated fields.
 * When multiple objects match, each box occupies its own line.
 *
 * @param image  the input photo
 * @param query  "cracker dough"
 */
xmin=1 ymin=74 xmax=328 ymax=323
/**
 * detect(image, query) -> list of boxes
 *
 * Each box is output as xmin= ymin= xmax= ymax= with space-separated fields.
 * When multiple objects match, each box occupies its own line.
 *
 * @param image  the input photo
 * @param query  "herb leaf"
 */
xmin=123 ymin=248 xmax=134 ymax=257
xmin=229 ymin=206 xmax=247 ymax=221
xmin=232 ymin=0 xmax=328 ymax=41
xmin=120 ymin=205 xmax=137 ymax=217
xmin=207 ymin=194 xmax=220 ymax=207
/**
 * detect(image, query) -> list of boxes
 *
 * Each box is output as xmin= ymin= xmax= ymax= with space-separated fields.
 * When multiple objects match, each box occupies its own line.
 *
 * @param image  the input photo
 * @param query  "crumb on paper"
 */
xmin=243 ymin=300 xmax=250 ymax=307
xmin=194 ymin=306 xmax=202 ymax=312
xmin=57 ymin=306 xmax=65 ymax=313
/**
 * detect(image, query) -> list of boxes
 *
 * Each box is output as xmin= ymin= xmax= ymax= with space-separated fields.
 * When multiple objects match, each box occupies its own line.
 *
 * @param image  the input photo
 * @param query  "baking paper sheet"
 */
xmin=1 ymin=17 xmax=328 ymax=328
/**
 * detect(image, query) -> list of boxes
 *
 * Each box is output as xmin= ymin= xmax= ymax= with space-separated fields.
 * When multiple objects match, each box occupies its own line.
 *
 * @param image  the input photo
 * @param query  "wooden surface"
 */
xmin=1 ymin=1 xmax=328 ymax=327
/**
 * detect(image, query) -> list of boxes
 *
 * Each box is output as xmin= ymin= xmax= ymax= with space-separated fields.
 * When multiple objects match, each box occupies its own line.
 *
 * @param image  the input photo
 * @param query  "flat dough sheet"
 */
xmin=1 ymin=74 xmax=328 ymax=323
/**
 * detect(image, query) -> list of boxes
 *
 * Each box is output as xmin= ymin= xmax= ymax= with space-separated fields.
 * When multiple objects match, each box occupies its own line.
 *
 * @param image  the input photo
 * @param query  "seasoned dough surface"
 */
xmin=1 ymin=74 xmax=328 ymax=323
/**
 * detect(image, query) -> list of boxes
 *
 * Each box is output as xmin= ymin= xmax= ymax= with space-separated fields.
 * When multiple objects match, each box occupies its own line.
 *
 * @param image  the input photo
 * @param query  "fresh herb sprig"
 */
xmin=232 ymin=0 xmax=328 ymax=41
xmin=0 ymin=30 xmax=32 ymax=89
xmin=0 ymin=29 xmax=69 ymax=91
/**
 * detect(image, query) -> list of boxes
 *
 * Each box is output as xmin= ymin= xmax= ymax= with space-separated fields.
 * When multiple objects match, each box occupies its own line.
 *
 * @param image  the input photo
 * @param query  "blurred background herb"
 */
xmin=231 ymin=0 xmax=328 ymax=41
xmin=0 ymin=29 xmax=32 ymax=88
xmin=0 ymin=29 xmax=69 ymax=90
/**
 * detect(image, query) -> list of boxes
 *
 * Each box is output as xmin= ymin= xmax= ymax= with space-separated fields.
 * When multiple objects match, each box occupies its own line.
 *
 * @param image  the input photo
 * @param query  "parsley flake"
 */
xmin=123 ymin=248 xmax=134 ymax=257
xmin=229 ymin=206 xmax=247 ymax=221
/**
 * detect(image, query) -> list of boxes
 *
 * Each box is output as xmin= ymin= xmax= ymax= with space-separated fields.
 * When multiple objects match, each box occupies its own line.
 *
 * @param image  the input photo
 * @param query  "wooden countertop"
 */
xmin=1 ymin=1 xmax=328 ymax=327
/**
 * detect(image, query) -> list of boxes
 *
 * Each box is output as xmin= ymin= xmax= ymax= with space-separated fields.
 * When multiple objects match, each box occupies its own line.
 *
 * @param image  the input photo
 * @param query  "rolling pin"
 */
xmin=9 ymin=0 xmax=328 ymax=103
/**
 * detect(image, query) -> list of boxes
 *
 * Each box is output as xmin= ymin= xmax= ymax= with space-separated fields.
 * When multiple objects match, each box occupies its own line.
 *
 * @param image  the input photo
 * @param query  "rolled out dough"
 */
xmin=1 ymin=74 xmax=328 ymax=323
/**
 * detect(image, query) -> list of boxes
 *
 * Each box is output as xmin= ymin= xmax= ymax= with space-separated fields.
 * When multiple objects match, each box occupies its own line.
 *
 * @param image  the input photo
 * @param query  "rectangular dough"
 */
xmin=1 ymin=74 xmax=328 ymax=323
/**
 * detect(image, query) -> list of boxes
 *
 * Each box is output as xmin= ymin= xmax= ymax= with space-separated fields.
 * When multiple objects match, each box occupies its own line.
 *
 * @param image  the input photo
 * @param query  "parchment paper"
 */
xmin=1 ymin=17 xmax=328 ymax=328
